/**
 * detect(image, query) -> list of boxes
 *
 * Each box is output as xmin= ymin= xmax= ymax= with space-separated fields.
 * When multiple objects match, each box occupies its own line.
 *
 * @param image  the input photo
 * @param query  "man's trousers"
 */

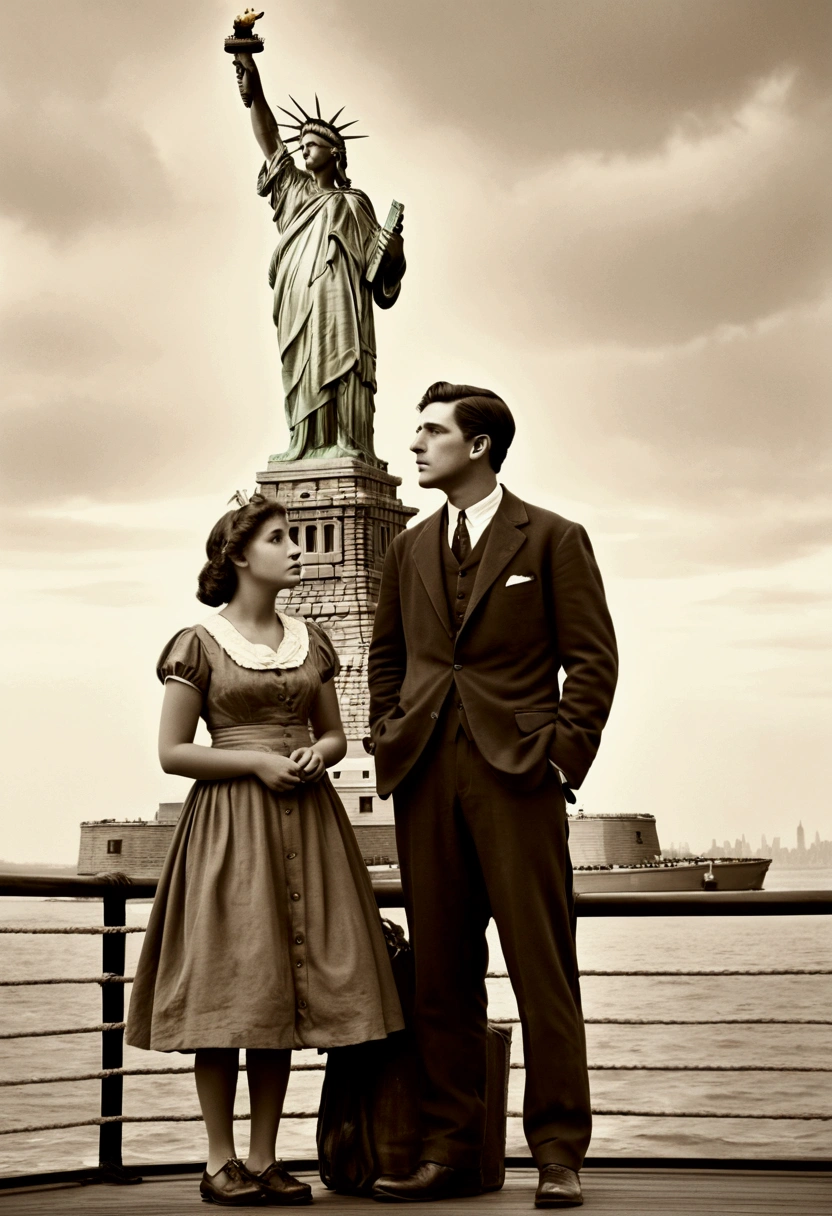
xmin=392 ymin=722 xmax=591 ymax=1173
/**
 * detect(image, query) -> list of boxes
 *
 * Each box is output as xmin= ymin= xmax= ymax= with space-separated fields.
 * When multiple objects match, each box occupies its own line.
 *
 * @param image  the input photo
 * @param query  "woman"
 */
xmin=126 ymin=494 xmax=403 ymax=1206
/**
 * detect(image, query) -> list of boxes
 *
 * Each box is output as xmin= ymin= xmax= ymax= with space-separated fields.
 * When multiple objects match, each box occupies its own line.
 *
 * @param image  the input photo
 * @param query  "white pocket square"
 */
xmin=506 ymin=574 xmax=535 ymax=586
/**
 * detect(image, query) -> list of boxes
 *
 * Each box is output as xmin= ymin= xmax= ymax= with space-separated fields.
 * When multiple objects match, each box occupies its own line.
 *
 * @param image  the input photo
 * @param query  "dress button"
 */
xmin=295 ymin=935 xmax=304 ymax=945
xmin=459 ymin=570 xmax=467 ymax=578
xmin=298 ymin=1000 xmax=307 ymax=1010
xmin=296 ymin=960 xmax=304 ymax=968
xmin=456 ymin=591 xmax=465 ymax=599
xmin=278 ymin=694 xmax=286 ymax=701
xmin=285 ymin=808 xmax=292 ymax=815
xmin=291 ymin=892 xmax=301 ymax=901
xmin=286 ymin=852 xmax=296 ymax=860
xmin=453 ymin=663 xmax=462 ymax=671
xmin=430 ymin=712 xmax=438 ymax=720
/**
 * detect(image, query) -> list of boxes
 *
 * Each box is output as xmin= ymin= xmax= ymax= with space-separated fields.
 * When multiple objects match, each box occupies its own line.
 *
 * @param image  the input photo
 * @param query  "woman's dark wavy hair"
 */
xmin=197 ymin=494 xmax=289 ymax=607
xmin=416 ymin=381 xmax=515 ymax=472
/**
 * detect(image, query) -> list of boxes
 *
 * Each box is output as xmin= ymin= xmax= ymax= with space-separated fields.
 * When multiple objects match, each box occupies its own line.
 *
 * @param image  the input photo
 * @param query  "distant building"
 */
xmin=797 ymin=821 xmax=806 ymax=851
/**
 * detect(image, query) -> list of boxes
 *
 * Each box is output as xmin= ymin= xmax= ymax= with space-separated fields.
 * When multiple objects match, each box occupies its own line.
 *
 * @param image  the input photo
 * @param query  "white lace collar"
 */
xmin=200 ymin=612 xmax=309 ymax=671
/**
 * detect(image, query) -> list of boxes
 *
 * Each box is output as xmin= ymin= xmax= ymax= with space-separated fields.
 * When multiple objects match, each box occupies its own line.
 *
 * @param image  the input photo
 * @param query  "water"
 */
xmin=1 ymin=868 xmax=830 ymax=1178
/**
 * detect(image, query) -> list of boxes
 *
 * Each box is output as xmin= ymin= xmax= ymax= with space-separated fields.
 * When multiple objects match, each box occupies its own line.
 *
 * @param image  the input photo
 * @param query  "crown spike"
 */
xmin=341 ymin=133 xmax=368 ymax=140
xmin=336 ymin=118 xmax=359 ymax=132
xmin=277 ymin=122 xmax=303 ymax=131
xmin=277 ymin=105 xmax=304 ymax=123
xmin=315 ymin=93 xmax=322 ymax=118
xmin=288 ymin=94 xmax=312 ymax=120
xmin=329 ymin=105 xmax=346 ymax=125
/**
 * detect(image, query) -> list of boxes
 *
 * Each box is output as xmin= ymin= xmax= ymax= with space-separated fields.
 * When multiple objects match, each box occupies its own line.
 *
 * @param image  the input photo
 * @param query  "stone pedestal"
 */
xmin=257 ymin=457 xmax=417 ymax=743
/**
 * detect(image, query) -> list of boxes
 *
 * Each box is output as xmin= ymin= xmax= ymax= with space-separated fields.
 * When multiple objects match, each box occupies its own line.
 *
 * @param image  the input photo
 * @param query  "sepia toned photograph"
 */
xmin=0 ymin=2 xmax=829 ymax=1212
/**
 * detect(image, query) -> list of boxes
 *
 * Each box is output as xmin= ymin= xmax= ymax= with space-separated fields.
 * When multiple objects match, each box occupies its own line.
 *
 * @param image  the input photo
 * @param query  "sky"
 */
xmin=1 ymin=0 xmax=830 ymax=863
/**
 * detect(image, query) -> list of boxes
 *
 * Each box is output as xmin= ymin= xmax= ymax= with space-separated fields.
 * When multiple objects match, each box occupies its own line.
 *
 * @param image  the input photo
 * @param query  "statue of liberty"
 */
xmin=231 ymin=27 xmax=405 ymax=467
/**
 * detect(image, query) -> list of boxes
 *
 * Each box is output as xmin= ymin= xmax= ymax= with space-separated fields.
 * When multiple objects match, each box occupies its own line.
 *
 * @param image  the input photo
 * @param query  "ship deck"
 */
xmin=1 ymin=1167 xmax=831 ymax=1215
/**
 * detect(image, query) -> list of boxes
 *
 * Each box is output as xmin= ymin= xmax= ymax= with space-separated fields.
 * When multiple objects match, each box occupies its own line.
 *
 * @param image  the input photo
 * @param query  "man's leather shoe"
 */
xmin=256 ymin=1162 xmax=312 ymax=1205
xmin=200 ymin=1158 xmax=265 ymax=1205
xmin=371 ymin=1160 xmax=482 ymax=1202
xmin=535 ymin=1164 xmax=582 ymax=1208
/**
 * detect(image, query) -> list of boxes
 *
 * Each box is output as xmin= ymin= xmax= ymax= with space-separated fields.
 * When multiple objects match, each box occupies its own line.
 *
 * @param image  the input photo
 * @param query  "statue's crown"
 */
xmin=277 ymin=95 xmax=367 ymax=154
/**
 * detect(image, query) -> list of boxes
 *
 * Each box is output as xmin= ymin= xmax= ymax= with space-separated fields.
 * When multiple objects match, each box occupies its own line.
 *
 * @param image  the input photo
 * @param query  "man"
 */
xmin=367 ymin=383 xmax=618 ymax=1208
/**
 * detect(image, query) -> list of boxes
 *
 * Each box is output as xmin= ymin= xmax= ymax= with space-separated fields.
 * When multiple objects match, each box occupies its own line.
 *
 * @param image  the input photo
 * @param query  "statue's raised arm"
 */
xmin=226 ymin=9 xmax=406 ymax=468
xmin=232 ymin=51 xmax=283 ymax=160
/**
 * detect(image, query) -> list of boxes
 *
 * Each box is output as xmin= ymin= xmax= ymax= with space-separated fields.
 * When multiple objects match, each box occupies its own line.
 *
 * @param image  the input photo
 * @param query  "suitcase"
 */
xmin=316 ymin=920 xmax=512 ymax=1195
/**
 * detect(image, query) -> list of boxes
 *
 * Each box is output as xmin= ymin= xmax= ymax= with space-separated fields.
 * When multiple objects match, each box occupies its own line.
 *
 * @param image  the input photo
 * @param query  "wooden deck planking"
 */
xmin=0 ymin=1170 xmax=831 ymax=1216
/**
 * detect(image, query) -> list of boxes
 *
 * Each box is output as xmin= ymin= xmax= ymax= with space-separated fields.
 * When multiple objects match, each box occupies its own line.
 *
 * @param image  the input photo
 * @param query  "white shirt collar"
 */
xmin=447 ymin=483 xmax=503 ymax=550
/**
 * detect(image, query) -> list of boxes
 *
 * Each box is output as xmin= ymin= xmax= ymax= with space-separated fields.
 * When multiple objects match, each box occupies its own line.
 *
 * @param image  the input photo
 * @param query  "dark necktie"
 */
xmin=451 ymin=509 xmax=471 ymax=565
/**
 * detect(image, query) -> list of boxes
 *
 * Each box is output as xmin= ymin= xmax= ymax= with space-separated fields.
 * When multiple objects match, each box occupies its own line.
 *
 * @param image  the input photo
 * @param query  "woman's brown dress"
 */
xmin=125 ymin=613 xmax=403 ymax=1052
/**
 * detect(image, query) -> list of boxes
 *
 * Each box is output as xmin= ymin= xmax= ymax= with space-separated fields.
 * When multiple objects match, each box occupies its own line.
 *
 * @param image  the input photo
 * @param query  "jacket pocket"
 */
xmin=515 ymin=711 xmax=557 ymax=734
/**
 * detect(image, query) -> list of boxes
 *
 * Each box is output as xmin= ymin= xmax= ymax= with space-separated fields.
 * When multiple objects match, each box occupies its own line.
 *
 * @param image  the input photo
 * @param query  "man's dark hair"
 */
xmin=417 ymin=382 xmax=515 ymax=472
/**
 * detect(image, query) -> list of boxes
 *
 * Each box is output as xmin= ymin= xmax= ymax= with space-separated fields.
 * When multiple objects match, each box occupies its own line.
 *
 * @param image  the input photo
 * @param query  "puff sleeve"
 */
xmin=156 ymin=628 xmax=211 ymax=696
xmin=307 ymin=622 xmax=341 ymax=685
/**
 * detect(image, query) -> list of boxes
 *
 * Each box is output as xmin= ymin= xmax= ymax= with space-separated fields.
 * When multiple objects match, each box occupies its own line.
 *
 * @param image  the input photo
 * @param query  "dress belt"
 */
xmin=210 ymin=724 xmax=312 ymax=754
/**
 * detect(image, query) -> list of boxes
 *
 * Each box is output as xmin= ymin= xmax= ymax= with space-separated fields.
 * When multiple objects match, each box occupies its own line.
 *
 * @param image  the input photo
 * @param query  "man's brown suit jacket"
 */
xmin=368 ymin=486 xmax=618 ymax=797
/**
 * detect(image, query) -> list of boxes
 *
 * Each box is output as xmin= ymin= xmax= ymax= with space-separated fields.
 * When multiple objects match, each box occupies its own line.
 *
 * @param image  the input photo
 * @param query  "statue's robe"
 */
xmin=258 ymin=149 xmax=403 ymax=464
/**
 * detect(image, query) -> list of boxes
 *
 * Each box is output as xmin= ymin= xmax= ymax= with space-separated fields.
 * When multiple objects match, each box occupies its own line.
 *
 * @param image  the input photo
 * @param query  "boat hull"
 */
xmin=572 ymin=858 xmax=771 ymax=893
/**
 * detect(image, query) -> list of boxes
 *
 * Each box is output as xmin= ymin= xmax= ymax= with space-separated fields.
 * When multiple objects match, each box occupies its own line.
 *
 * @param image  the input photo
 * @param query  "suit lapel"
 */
xmin=412 ymin=506 xmax=454 ymax=637
xmin=458 ymin=487 xmax=528 ymax=637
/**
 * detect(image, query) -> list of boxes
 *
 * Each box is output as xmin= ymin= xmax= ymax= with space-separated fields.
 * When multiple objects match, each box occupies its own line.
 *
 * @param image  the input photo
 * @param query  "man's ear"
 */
xmin=470 ymin=434 xmax=491 ymax=462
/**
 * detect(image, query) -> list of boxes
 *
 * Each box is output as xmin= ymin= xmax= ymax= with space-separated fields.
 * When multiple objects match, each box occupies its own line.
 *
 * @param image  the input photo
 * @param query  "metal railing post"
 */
xmin=99 ymin=890 xmax=125 ymax=1179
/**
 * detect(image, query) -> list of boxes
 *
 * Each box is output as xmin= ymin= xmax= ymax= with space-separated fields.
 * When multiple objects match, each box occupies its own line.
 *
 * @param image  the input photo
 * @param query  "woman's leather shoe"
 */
xmin=371 ymin=1160 xmax=482 ymax=1202
xmin=535 ymin=1164 xmax=583 ymax=1207
xmin=200 ymin=1158 xmax=265 ymax=1205
xmin=256 ymin=1162 xmax=312 ymax=1205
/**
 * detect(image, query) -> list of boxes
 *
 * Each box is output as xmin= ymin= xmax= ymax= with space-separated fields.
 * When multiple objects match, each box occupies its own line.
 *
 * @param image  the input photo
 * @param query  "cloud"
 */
xmin=733 ymin=632 xmax=832 ymax=650
xmin=700 ymin=587 xmax=832 ymax=611
xmin=0 ymin=1 xmax=216 ymax=240
xmin=427 ymin=73 xmax=832 ymax=349
xmin=0 ymin=393 xmax=198 ymax=505
xmin=41 ymin=581 xmax=162 ymax=607
xmin=0 ymin=295 xmax=158 ymax=375
xmin=316 ymin=0 xmax=832 ymax=158
xmin=596 ymin=507 xmax=832 ymax=578
xmin=0 ymin=506 xmax=192 ymax=556
xmin=0 ymin=96 xmax=174 ymax=240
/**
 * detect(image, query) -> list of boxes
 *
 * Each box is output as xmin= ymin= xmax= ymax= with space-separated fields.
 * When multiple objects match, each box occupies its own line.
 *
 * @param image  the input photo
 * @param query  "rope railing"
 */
xmin=3 ymin=1107 xmax=830 ymax=1139
xmin=0 ymin=926 xmax=144 ymax=934
xmin=2 ymin=1059 xmax=829 ymax=1091
xmin=1 ymin=878 xmax=830 ymax=1178
xmin=0 ymin=1022 xmax=126 ymax=1040
xmin=490 ymin=969 xmax=832 ymax=977
xmin=0 ymin=1062 xmax=330 ymax=1087
xmin=3 ymin=966 xmax=830 ymax=985
xmin=0 ymin=975 xmax=133 ymax=986
xmin=490 ymin=1016 xmax=832 ymax=1025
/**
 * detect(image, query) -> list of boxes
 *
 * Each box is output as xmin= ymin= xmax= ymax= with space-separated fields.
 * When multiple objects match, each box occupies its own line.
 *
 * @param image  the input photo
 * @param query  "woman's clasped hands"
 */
xmin=253 ymin=748 xmax=326 ymax=791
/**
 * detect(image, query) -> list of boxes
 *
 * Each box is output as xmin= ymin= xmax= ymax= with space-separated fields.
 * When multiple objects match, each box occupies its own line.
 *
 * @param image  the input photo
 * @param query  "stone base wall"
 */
xmin=350 ymin=823 xmax=398 ymax=866
xmin=568 ymin=815 xmax=662 ymax=867
xmin=77 ymin=822 xmax=175 ymax=877
xmin=258 ymin=458 xmax=416 ymax=741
